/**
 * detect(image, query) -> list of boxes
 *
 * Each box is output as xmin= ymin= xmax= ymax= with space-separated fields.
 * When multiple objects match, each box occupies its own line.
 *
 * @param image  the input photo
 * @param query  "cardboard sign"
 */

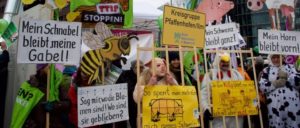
xmin=211 ymin=81 xmax=258 ymax=116
xmin=258 ymin=29 xmax=300 ymax=55
xmin=78 ymin=83 xmax=129 ymax=127
xmin=96 ymin=3 xmax=120 ymax=14
xmin=205 ymin=23 xmax=239 ymax=49
xmin=143 ymin=86 xmax=200 ymax=128
xmin=17 ymin=19 xmax=82 ymax=64
xmin=81 ymin=11 xmax=124 ymax=25
xmin=162 ymin=5 xmax=205 ymax=48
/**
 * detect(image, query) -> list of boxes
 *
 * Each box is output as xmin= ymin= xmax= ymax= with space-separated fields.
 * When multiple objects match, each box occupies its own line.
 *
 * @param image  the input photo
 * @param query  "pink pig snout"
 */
xmin=217 ymin=0 xmax=234 ymax=10
xmin=247 ymin=0 xmax=264 ymax=11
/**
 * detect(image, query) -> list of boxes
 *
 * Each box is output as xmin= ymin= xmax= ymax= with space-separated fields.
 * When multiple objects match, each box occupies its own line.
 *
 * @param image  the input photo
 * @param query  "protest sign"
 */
xmin=77 ymin=84 xmax=128 ymax=127
xmin=162 ymin=5 xmax=205 ymax=48
xmin=205 ymin=23 xmax=239 ymax=49
xmin=17 ymin=19 xmax=82 ymax=64
xmin=211 ymin=81 xmax=258 ymax=116
xmin=142 ymin=86 xmax=200 ymax=128
xmin=258 ymin=29 xmax=300 ymax=55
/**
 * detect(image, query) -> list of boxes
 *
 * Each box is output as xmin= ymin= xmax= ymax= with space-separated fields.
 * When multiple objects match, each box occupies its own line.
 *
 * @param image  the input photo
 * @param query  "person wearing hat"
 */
xmin=245 ymin=56 xmax=269 ymax=128
xmin=168 ymin=52 xmax=197 ymax=86
xmin=201 ymin=52 xmax=244 ymax=128
xmin=259 ymin=54 xmax=300 ymax=128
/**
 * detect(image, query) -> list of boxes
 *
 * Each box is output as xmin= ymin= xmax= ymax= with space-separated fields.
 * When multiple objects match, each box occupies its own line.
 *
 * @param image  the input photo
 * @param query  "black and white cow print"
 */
xmin=259 ymin=64 xmax=300 ymax=128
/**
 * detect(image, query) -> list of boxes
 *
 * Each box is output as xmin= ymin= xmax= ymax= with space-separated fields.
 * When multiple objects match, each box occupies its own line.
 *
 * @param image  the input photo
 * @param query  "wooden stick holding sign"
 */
xmin=250 ymin=48 xmax=264 ymax=128
xmin=16 ymin=18 xmax=81 ymax=128
xmin=203 ymin=49 xmax=264 ymax=128
xmin=193 ymin=47 xmax=205 ymax=128
xmin=46 ymin=64 xmax=50 ymax=128
xmin=238 ymin=49 xmax=252 ymax=128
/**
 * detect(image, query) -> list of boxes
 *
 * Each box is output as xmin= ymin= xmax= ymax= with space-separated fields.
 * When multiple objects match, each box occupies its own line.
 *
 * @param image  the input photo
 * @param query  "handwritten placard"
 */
xmin=77 ymin=84 xmax=128 ymax=127
xmin=205 ymin=23 xmax=239 ymax=49
xmin=258 ymin=29 xmax=300 ymax=55
xmin=211 ymin=81 xmax=258 ymax=116
xmin=17 ymin=19 xmax=81 ymax=64
xmin=142 ymin=86 xmax=200 ymax=128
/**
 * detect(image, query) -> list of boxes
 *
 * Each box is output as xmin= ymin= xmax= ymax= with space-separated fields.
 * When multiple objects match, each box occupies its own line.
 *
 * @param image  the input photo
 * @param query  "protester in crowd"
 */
xmin=243 ymin=56 xmax=269 ymax=128
xmin=22 ymin=64 xmax=70 ymax=128
xmin=201 ymin=52 xmax=244 ymax=128
xmin=236 ymin=57 xmax=251 ymax=80
xmin=168 ymin=52 xmax=197 ymax=86
xmin=133 ymin=57 xmax=178 ymax=103
xmin=0 ymin=41 xmax=9 ymax=128
xmin=246 ymin=56 xmax=264 ymax=81
xmin=259 ymin=54 xmax=300 ymax=128
xmin=61 ymin=65 xmax=77 ymax=127
xmin=116 ymin=60 xmax=144 ymax=128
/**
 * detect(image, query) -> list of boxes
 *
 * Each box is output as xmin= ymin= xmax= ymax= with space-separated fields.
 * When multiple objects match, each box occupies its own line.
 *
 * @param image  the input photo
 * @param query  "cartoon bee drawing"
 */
xmin=81 ymin=22 xmax=138 ymax=84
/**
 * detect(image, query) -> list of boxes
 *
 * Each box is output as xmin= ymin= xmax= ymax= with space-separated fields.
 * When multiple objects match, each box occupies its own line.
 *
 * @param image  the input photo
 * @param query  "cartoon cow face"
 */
xmin=247 ymin=0 xmax=264 ymax=11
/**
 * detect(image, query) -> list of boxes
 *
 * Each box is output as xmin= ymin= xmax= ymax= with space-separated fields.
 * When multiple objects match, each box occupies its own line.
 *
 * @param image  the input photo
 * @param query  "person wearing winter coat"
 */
xmin=201 ymin=52 xmax=244 ymax=128
xmin=21 ymin=64 xmax=70 ymax=128
xmin=259 ymin=54 xmax=300 ymax=128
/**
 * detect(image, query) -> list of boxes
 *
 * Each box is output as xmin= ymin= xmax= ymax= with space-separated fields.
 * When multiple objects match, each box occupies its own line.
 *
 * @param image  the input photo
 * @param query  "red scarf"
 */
xmin=216 ymin=71 xmax=231 ymax=79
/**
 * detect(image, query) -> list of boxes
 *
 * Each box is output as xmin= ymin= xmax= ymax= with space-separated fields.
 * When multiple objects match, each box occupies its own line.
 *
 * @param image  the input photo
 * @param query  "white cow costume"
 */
xmin=259 ymin=54 xmax=300 ymax=128
xmin=201 ymin=52 xmax=244 ymax=128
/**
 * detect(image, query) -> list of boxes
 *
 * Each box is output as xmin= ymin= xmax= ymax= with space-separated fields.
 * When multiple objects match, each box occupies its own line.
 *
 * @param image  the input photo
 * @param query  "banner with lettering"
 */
xmin=17 ymin=19 xmax=82 ymax=64
xmin=162 ymin=5 xmax=205 ymax=48
xmin=205 ymin=23 xmax=239 ymax=49
xmin=10 ymin=82 xmax=45 ymax=128
xmin=211 ymin=81 xmax=258 ymax=116
xmin=71 ymin=0 xmax=133 ymax=28
xmin=142 ymin=86 xmax=200 ymax=128
xmin=77 ymin=83 xmax=128 ymax=127
xmin=258 ymin=29 xmax=300 ymax=55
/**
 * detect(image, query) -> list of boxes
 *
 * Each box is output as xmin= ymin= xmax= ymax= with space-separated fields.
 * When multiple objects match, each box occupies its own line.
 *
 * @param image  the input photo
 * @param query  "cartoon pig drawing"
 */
xmin=247 ymin=0 xmax=264 ymax=11
xmin=196 ymin=0 xmax=234 ymax=24
xmin=246 ymin=0 xmax=296 ymax=30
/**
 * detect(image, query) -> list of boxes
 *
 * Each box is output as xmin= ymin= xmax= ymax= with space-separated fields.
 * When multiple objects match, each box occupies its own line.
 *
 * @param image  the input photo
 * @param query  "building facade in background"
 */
xmin=230 ymin=0 xmax=300 ymax=47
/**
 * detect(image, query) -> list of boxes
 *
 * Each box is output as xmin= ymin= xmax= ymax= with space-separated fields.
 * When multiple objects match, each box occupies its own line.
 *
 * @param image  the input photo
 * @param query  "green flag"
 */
xmin=10 ymin=82 xmax=44 ymax=128
xmin=49 ymin=64 xmax=63 ymax=102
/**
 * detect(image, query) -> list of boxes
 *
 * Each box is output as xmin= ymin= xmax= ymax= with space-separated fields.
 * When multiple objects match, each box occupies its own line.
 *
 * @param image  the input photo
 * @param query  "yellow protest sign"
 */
xmin=211 ymin=81 xmax=258 ymax=116
xmin=142 ymin=86 xmax=200 ymax=128
xmin=162 ymin=5 xmax=205 ymax=48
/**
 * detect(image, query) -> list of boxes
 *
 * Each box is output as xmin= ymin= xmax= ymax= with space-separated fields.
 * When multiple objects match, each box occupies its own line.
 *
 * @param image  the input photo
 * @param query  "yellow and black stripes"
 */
xmin=80 ymin=50 xmax=103 ymax=84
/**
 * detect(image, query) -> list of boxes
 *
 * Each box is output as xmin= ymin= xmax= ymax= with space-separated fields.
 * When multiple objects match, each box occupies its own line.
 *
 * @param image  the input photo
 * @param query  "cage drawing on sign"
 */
xmin=149 ymin=99 xmax=183 ymax=122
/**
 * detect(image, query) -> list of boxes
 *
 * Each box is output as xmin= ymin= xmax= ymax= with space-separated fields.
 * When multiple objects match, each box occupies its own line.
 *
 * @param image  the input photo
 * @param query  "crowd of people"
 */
xmin=3 ymin=44 xmax=300 ymax=128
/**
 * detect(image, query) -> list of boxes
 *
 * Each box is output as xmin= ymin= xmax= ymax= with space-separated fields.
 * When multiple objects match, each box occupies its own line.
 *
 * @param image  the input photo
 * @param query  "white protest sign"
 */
xmin=77 ymin=83 xmax=129 ymax=127
xmin=258 ymin=29 xmax=300 ymax=55
xmin=17 ymin=19 xmax=81 ymax=64
xmin=205 ymin=23 xmax=239 ymax=49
